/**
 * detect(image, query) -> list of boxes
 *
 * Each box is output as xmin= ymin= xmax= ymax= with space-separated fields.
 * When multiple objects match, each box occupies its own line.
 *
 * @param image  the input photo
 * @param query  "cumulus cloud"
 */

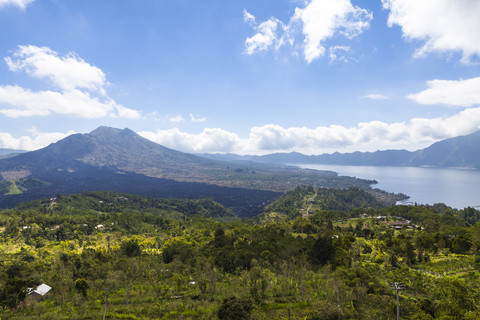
xmin=138 ymin=107 xmax=480 ymax=154
xmin=6 ymin=109 xmax=478 ymax=154
xmin=382 ymin=0 xmax=480 ymax=63
xmin=7 ymin=108 xmax=479 ymax=154
xmin=0 ymin=45 xmax=141 ymax=119
xmin=0 ymin=0 xmax=34 ymax=9
xmin=362 ymin=94 xmax=389 ymax=100
xmin=0 ymin=127 xmax=75 ymax=151
xmin=139 ymin=128 xmax=241 ymax=153
xmin=407 ymin=77 xmax=480 ymax=107
xmin=293 ymin=0 xmax=372 ymax=63
xmin=244 ymin=15 xmax=286 ymax=55
xmin=0 ymin=85 xmax=137 ymax=118
xmin=5 ymin=45 xmax=106 ymax=92
xmin=244 ymin=0 xmax=372 ymax=63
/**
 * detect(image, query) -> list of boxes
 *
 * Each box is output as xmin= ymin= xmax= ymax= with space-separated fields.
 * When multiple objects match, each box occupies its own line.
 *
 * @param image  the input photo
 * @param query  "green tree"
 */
xmin=74 ymin=278 xmax=89 ymax=299
xmin=0 ymin=262 xmax=33 ymax=309
xmin=121 ymin=239 xmax=142 ymax=257
xmin=310 ymin=233 xmax=335 ymax=266
xmin=218 ymin=296 xmax=253 ymax=320
xmin=162 ymin=239 xmax=195 ymax=264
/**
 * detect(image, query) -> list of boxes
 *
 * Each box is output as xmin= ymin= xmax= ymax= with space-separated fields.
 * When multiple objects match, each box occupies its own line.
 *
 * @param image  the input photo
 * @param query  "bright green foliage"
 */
xmin=0 ymin=190 xmax=480 ymax=319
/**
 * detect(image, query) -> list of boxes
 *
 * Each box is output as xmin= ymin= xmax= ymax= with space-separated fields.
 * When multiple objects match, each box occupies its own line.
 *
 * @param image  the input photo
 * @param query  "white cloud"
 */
xmin=244 ymin=16 xmax=285 ymax=55
xmin=243 ymin=9 xmax=256 ymax=24
xmin=0 ymin=45 xmax=140 ymax=119
xmin=0 ymin=127 xmax=75 ymax=151
xmin=139 ymin=128 xmax=241 ymax=153
xmin=5 ymin=45 xmax=106 ymax=92
xmin=189 ymin=113 xmax=207 ymax=123
xmin=7 ymin=107 xmax=478 ymax=154
xmin=0 ymin=85 xmax=140 ymax=118
xmin=0 ymin=0 xmax=34 ymax=9
xmin=293 ymin=0 xmax=372 ymax=63
xmin=407 ymin=77 xmax=480 ymax=107
xmin=329 ymin=46 xmax=356 ymax=63
xmin=382 ymin=0 xmax=480 ymax=63
xmin=244 ymin=0 xmax=372 ymax=63
xmin=362 ymin=94 xmax=389 ymax=100
xmin=138 ymin=107 xmax=480 ymax=155
xmin=169 ymin=115 xmax=184 ymax=123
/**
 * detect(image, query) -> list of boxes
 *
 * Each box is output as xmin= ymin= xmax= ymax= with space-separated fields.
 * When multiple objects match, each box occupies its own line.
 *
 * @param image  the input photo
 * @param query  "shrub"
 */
xmin=218 ymin=296 xmax=253 ymax=320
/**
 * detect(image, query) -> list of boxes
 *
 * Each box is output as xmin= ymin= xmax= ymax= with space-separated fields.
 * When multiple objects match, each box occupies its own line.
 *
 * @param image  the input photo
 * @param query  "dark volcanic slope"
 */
xmin=0 ymin=163 xmax=280 ymax=216
xmin=0 ymin=127 xmax=378 ymax=215
xmin=0 ymin=127 xmax=373 ymax=192
xmin=0 ymin=127 xmax=218 ymax=181
xmin=0 ymin=127 xmax=281 ymax=215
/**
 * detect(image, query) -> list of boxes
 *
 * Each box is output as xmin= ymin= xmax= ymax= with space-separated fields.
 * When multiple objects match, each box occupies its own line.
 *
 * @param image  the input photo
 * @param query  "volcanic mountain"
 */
xmin=0 ymin=127 xmax=376 ymax=214
xmin=6 ymin=126 xmax=221 ymax=182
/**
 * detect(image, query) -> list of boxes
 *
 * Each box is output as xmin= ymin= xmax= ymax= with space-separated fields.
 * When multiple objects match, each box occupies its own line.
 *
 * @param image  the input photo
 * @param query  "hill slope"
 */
xmin=16 ymin=190 xmax=237 ymax=219
xmin=408 ymin=130 xmax=480 ymax=168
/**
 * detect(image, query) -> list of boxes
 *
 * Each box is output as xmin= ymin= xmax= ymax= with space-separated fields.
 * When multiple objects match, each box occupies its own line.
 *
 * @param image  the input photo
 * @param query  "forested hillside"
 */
xmin=1 ymin=190 xmax=480 ymax=319
xmin=262 ymin=186 xmax=386 ymax=220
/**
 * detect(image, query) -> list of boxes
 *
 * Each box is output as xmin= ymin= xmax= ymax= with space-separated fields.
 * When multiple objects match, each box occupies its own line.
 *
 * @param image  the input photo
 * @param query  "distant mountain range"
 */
xmin=0 ymin=126 xmax=382 ymax=215
xmin=204 ymin=130 xmax=480 ymax=169
xmin=0 ymin=148 xmax=26 ymax=158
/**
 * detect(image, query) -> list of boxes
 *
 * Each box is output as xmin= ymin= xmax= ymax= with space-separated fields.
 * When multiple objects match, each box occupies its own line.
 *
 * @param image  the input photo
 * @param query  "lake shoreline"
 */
xmin=297 ymin=163 xmax=480 ymax=209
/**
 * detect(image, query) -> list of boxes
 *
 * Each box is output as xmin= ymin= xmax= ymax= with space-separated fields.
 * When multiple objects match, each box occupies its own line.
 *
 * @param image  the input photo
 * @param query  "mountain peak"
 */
xmin=89 ymin=126 xmax=124 ymax=137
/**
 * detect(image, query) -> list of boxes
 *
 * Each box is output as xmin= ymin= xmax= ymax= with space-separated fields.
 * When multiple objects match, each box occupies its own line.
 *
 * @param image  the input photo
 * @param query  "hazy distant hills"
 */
xmin=0 ymin=126 xmax=380 ymax=215
xmin=408 ymin=130 xmax=480 ymax=168
xmin=204 ymin=130 xmax=480 ymax=169
xmin=0 ymin=148 xmax=26 ymax=158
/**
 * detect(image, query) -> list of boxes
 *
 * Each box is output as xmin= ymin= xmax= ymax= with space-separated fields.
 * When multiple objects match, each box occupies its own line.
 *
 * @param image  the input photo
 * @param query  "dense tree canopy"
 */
xmin=1 ymin=189 xmax=480 ymax=319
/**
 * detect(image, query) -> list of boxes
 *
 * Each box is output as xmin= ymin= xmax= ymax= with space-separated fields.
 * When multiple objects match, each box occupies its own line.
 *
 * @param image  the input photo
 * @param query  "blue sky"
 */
xmin=0 ymin=0 xmax=480 ymax=155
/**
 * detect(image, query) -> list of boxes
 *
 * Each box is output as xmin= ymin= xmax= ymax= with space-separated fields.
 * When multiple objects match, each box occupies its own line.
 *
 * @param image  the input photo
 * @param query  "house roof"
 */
xmin=32 ymin=284 xmax=52 ymax=296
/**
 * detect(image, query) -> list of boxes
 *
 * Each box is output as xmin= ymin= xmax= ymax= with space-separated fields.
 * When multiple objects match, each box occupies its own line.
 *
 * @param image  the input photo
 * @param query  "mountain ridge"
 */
xmin=203 ymin=130 xmax=480 ymax=169
xmin=0 ymin=126 xmax=387 ymax=214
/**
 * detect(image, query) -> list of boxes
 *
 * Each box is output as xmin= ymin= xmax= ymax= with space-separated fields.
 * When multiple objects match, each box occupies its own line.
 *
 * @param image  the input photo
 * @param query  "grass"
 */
xmin=5 ymin=180 xmax=25 ymax=195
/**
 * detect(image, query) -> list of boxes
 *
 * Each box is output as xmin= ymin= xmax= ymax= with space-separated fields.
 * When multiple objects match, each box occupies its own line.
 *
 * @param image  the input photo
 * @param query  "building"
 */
xmin=26 ymin=284 xmax=52 ymax=302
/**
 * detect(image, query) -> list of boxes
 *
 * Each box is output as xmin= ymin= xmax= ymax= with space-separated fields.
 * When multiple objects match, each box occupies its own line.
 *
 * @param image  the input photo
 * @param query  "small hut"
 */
xmin=26 ymin=284 xmax=52 ymax=301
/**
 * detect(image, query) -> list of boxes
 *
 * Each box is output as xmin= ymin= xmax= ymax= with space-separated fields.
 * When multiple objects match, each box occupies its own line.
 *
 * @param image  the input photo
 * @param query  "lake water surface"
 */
xmin=298 ymin=164 xmax=480 ymax=209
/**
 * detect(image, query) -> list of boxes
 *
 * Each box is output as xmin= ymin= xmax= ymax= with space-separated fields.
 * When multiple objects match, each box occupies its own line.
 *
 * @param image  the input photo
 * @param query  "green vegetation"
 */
xmin=15 ymin=191 xmax=237 ymax=220
xmin=262 ymin=186 xmax=385 ymax=220
xmin=5 ymin=180 xmax=23 ymax=195
xmin=0 ymin=179 xmax=51 ymax=196
xmin=0 ymin=180 xmax=23 ymax=195
xmin=1 ymin=189 xmax=480 ymax=319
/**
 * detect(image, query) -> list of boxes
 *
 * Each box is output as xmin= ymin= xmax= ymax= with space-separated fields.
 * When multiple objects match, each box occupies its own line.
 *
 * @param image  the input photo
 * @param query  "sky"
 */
xmin=0 ymin=0 xmax=480 ymax=155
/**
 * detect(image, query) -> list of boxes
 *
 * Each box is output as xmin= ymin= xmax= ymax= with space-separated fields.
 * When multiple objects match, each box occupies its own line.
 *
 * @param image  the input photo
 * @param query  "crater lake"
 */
xmin=298 ymin=164 xmax=480 ymax=209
